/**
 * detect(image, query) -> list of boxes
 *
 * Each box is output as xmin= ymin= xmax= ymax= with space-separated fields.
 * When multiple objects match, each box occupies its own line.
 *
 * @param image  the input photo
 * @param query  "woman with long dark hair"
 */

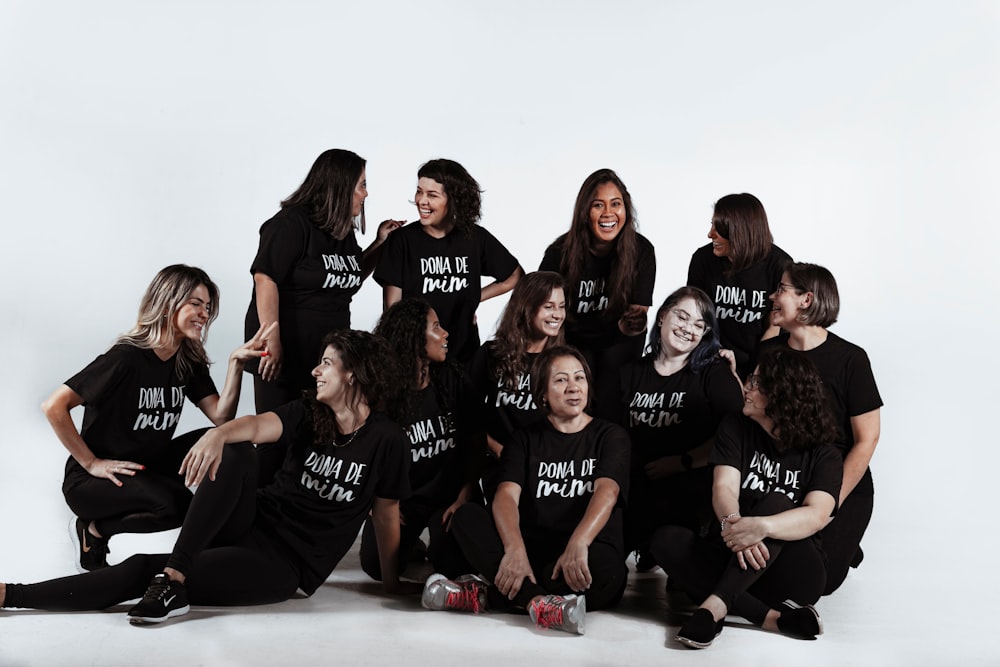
xmin=246 ymin=148 xmax=403 ymax=484
xmin=687 ymin=193 xmax=791 ymax=378
xmin=4 ymin=330 xmax=414 ymax=623
xmin=359 ymin=299 xmax=480 ymax=581
xmin=651 ymin=347 xmax=842 ymax=648
xmin=469 ymin=270 xmax=566 ymax=499
xmin=620 ymin=286 xmax=743 ymax=563
xmin=540 ymin=168 xmax=655 ymax=419
xmin=763 ymin=262 xmax=882 ymax=594
xmin=422 ymin=346 xmax=630 ymax=635
xmin=42 ymin=264 xmax=272 ymax=572
xmin=374 ymin=158 xmax=523 ymax=364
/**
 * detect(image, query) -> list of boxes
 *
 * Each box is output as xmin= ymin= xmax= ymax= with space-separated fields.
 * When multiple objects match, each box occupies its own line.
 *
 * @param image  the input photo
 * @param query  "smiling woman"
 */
xmin=40 ymin=264 xmax=272 ymax=573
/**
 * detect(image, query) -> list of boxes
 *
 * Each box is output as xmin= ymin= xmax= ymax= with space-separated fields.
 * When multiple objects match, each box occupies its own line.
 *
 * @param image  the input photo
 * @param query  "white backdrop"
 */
xmin=1 ymin=0 xmax=997 ymax=653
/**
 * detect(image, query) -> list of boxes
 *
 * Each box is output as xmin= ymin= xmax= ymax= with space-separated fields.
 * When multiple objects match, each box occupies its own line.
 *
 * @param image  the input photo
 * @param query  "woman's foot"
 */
xmin=72 ymin=517 xmax=109 ymax=572
xmin=127 ymin=573 xmax=189 ymax=625
xmin=421 ymin=573 xmax=488 ymax=613
xmin=676 ymin=608 xmax=725 ymax=649
xmin=529 ymin=594 xmax=586 ymax=635
xmin=776 ymin=602 xmax=823 ymax=639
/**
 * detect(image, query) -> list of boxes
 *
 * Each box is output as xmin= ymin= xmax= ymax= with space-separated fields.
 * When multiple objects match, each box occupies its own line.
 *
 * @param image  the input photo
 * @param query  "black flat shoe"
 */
xmin=676 ymin=608 xmax=724 ymax=649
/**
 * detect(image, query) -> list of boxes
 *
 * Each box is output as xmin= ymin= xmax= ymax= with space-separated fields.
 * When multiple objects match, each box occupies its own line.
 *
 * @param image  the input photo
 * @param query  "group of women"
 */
xmin=1 ymin=148 xmax=881 ymax=650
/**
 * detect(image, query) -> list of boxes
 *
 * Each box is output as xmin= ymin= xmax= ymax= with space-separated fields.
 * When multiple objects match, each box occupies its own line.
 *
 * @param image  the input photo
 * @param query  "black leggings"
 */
xmin=5 ymin=443 xmax=300 ymax=611
xmin=359 ymin=503 xmax=471 ymax=581
xmin=650 ymin=493 xmax=826 ymax=626
xmin=821 ymin=468 xmax=874 ymax=595
xmin=62 ymin=428 xmax=209 ymax=538
xmin=574 ymin=334 xmax=645 ymax=422
xmin=449 ymin=503 xmax=627 ymax=611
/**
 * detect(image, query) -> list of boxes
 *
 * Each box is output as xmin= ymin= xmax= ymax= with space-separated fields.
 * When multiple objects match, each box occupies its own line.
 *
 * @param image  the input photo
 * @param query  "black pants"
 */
xmin=5 ymin=444 xmax=301 ymax=611
xmin=62 ymin=428 xmax=209 ymax=538
xmin=359 ymin=502 xmax=472 ymax=581
xmin=821 ymin=467 xmax=874 ymax=595
xmin=650 ymin=493 xmax=826 ymax=626
xmin=625 ymin=466 xmax=713 ymax=552
xmin=449 ymin=503 xmax=627 ymax=611
xmin=573 ymin=334 xmax=645 ymax=422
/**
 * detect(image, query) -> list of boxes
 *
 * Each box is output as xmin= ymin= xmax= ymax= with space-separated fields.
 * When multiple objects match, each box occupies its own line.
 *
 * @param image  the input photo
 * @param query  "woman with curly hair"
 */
xmin=540 ymin=168 xmax=656 ymax=419
xmin=42 ymin=264 xmax=274 ymax=572
xmin=469 ymin=271 xmax=566 ymax=499
xmin=619 ymin=286 xmax=743 ymax=564
xmin=650 ymin=347 xmax=842 ymax=649
xmin=374 ymin=158 xmax=523 ymax=364
xmin=762 ymin=262 xmax=882 ymax=595
xmin=246 ymin=148 xmax=405 ymax=485
xmin=359 ymin=299 xmax=479 ymax=581
xmin=4 ymin=330 xmax=415 ymax=623
xmin=687 ymin=193 xmax=792 ymax=379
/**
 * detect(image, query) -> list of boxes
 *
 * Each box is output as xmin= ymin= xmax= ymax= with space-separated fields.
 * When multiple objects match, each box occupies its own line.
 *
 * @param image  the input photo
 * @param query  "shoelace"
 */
xmin=446 ymin=582 xmax=484 ymax=613
xmin=530 ymin=597 xmax=564 ymax=629
xmin=143 ymin=577 xmax=171 ymax=602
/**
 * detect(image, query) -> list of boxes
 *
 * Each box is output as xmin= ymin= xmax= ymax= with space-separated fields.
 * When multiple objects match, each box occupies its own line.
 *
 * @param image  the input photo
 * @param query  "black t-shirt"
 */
xmin=399 ymin=364 xmax=476 ymax=510
xmin=244 ymin=205 xmax=364 ymax=384
xmin=759 ymin=332 xmax=883 ymax=456
xmin=64 ymin=344 xmax=217 ymax=463
xmin=255 ymin=402 xmax=410 ymax=595
xmin=711 ymin=413 xmax=842 ymax=511
xmin=374 ymin=222 xmax=520 ymax=363
xmin=620 ymin=358 xmax=744 ymax=468
xmin=500 ymin=418 xmax=630 ymax=550
xmin=468 ymin=341 xmax=545 ymax=448
xmin=539 ymin=234 xmax=656 ymax=346
xmin=687 ymin=243 xmax=792 ymax=377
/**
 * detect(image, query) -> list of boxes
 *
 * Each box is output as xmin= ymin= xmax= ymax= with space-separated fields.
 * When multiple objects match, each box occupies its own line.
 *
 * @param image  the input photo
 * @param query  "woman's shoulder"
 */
xmin=634 ymin=233 xmax=656 ymax=253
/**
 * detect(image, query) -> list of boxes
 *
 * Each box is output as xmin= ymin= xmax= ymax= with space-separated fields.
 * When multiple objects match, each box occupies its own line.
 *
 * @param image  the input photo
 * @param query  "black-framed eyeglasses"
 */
xmin=775 ymin=282 xmax=800 ymax=295
xmin=745 ymin=374 xmax=762 ymax=391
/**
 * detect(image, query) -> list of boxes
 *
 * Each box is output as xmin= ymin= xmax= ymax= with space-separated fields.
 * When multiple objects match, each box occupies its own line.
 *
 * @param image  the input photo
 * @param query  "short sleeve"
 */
xmin=250 ymin=212 xmax=307 ymax=285
xmin=373 ymin=225 xmax=406 ymax=288
xmin=595 ymin=422 xmax=631 ymax=499
xmin=498 ymin=431 xmax=529 ymax=488
xmin=538 ymin=238 xmax=564 ymax=272
xmin=845 ymin=349 xmax=883 ymax=417
xmin=64 ymin=352 xmax=129 ymax=406
xmin=374 ymin=427 xmax=412 ymax=500
xmin=478 ymin=227 xmax=520 ymax=282
xmin=807 ymin=445 xmax=844 ymax=505
xmin=709 ymin=413 xmax=744 ymax=469
xmin=184 ymin=363 xmax=218 ymax=405
xmin=630 ymin=236 xmax=656 ymax=306
xmin=704 ymin=363 xmax=745 ymax=419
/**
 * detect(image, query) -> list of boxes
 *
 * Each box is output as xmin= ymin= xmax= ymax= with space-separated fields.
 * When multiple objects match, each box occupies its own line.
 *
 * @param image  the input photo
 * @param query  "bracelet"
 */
xmin=720 ymin=512 xmax=739 ymax=532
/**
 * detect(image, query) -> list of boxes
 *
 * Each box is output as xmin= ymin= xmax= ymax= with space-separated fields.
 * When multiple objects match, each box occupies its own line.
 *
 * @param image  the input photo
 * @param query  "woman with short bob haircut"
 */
xmin=4 ymin=330 xmax=414 ymax=623
xmin=540 ymin=168 xmax=656 ymax=419
xmin=423 ymin=346 xmax=631 ymax=636
xmin=764 ymin=261 xmax=882 ymax=595
xmin=42 ymin=264 xmax=272 ymax=573
xmin=375 ymin=158 xmax=523 ymax=364
xmin=620 ymin=286 xmax=743 ymax=563
xmin=246 ymin=148 xmax=403 ymax=485
xmin=651 ymin=347 xmax=843 ymax=649
xmin=687 ymin=193 xmax=791 ymax=379
xmin=469 ymin=271 xmax=567 ymax=498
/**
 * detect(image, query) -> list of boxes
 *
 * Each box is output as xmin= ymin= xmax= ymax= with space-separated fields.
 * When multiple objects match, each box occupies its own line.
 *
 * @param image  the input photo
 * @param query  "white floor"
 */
xmin=2 ymin=413 xmax=998 ymax=667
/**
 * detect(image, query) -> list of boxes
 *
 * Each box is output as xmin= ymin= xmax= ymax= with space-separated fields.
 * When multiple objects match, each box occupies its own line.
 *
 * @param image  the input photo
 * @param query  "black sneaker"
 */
xmin=676 ymin=608 xmax=725 ymax=649
xmin=72 ymin=518 xmax=109 ymax=572
xmin=776 ymin=601 xmax=823 ymax=639
xmin=127 ymin=574 xmax=190 ymax=624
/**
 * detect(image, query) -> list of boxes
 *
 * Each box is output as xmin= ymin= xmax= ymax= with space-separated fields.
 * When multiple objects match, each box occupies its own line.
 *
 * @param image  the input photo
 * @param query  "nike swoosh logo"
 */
xmin=81 ymin=527 xmax=92 ymax=553
xmin=163 ymin=595 xmax=176 ymax=607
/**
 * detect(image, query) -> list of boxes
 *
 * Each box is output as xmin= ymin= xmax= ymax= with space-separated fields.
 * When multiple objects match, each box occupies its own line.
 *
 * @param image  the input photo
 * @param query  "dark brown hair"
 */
xmin=782 ymin=262 xmax=840 ymax=328
xmin=282 ymin=149 xmax=366 ymax=239
xmin=492 ymin=271 xmax=566 ymax=389
xmin=753 ymin=347 xmax=839 ymax=451
xmin=530 ymin=345 xmax=593 ymax=414
xmin=712 ymin=193 xmax=773 ymax=274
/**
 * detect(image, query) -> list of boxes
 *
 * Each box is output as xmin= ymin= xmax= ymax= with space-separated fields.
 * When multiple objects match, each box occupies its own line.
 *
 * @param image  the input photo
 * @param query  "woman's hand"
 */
xmin=85 ymin=458 xmax=144 ymax=487
xmin=495 ymin=547 xmax=535 ymax=599
xmin=718 ymin=348 xmax=739 ymax=381
xmin=736 ymin=542 xmax=771 ymax=571
xmin=721 ymin=515 xmax=771 ymax=569
xmin=552 ymin=539 xmax=592 ymax=592
xmin=259 ymin=334 xmax=283 ymax=382
xmin=179 ymin=429 xmax=226 ymax=487
xmin=376 ymin=219 xmax=405 ymax=244
xmin=232 ymin=322 xmax=278 ymax=366
xmin=618 ymin=304 xmax=649 ymax=336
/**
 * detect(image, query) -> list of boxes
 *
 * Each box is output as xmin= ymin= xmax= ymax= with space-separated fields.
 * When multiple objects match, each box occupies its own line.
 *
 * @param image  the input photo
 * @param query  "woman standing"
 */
xmin=4 ymin=330 xmax=414 ymax=622
xmin=687 ymin=193 xmax=791 ymax=379
xmin=41 ymin=264 xmax=272 ymax=572
xmin=423 ymin=346 xmax=630 ymax=635
xmin=764 ymin=262 xmax=882 ymax=594
xmin=539 ymin=168 xmax=655 ymax=419
xmin=468 ymin=271 xmax=566 ymax=499
xmin=620 ymin=287 xmax=743 ymax=560
xmin=374 ymin=158 xmax=523 ymax=364
xmin=358 ymin=299 xmax=480 ymax=581
xmin=651 ymin=348 xmax=842 ymax=648
xmin=246 ymin=148 xmax=402 ymax=485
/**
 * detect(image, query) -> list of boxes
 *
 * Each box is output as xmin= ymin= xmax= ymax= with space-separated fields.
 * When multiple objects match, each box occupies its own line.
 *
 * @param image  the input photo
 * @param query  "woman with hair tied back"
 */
xmin=469 ymin=270 xmax=566 ymax=500
xmin=4 ymin=330 xmax=415 ymax=623
xmin=687 ymin=193 xmax=792 ymax=379
xmin=540 ymin=168 xmax=656 ymax=420
xmin=619 ymin=286 xmax=743 ymax=568
xmin=375 ymin=158 xmax=523 ymax=365
xmin=41 ymin=264 xmax=273 ymax=573
xmin=651 ymin=347 xmax=843 ymax=649
xmin=246 ymin=148 xmax=404 ymax=486
xmin=762 ymin=262 xmax=882 ymax=595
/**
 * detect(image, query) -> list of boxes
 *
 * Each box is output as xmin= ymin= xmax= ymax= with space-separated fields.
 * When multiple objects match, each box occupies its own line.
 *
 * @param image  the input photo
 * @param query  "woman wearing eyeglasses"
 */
xmin=762 ymin=262 xmax=882 ymax=595
xmin=687 ymin=193 xmax=791 ymax=379
xmin=619 ymin=287 xmax=743 ymax=567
